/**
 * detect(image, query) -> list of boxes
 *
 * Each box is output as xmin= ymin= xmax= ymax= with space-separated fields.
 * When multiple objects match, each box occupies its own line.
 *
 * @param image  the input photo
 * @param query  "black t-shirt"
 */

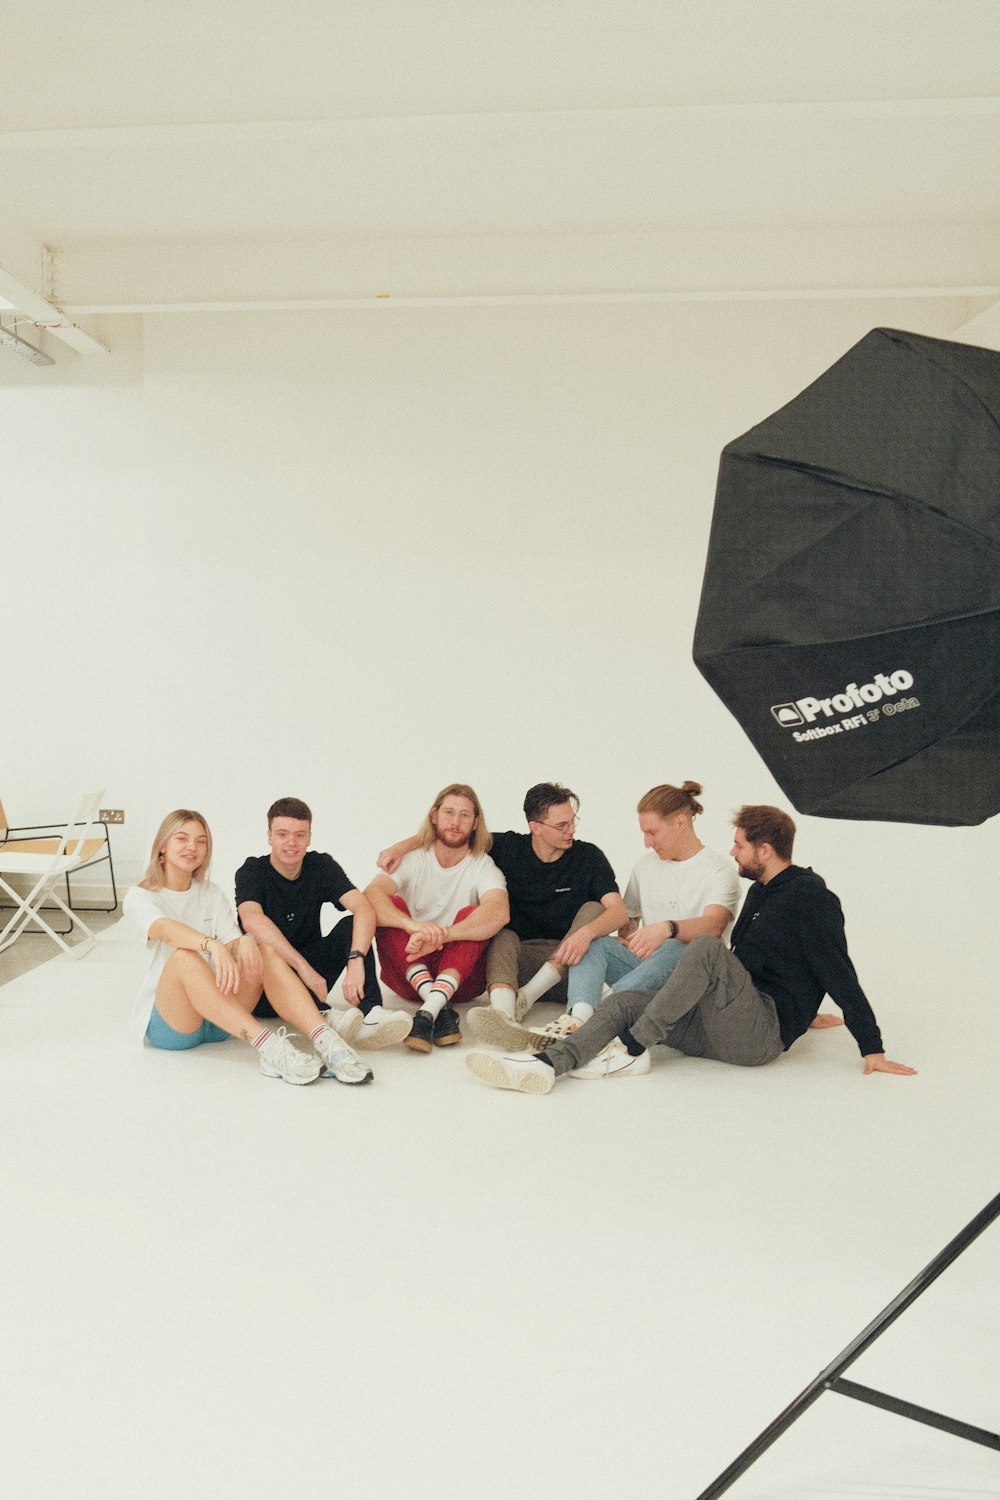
xmin=234 ymin=851 xmax=355 ymax=954
xmin=489 ymin=831 xmax=619 ymax=942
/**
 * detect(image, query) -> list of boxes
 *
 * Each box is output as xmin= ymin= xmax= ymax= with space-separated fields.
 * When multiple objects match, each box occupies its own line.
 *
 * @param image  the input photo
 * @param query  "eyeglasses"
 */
xmin=538 ymin=815 xmax=579 ymax=834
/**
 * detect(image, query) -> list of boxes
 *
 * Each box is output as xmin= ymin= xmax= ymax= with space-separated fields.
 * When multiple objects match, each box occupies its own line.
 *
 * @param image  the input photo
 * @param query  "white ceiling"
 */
xmin=2 ymin=1 xmax=1000 ymax=328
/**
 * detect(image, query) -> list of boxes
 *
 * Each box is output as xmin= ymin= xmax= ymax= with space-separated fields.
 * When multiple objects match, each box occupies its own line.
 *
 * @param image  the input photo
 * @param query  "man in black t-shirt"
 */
xmin=236 ymin=796 xmax=412 ymax=1051
xmin=378 ymin=782 xmax=627 ymax=1049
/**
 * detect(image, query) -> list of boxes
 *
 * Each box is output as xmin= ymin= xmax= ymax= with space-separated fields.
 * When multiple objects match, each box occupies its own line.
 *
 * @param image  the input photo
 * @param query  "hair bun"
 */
xmin=682 ymin=781 xmax=703 ymax=797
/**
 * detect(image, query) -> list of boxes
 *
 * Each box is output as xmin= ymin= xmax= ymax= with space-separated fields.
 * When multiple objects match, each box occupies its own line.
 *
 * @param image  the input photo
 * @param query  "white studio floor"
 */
xmin=1 ymin=923 xmax=997 ymax=1500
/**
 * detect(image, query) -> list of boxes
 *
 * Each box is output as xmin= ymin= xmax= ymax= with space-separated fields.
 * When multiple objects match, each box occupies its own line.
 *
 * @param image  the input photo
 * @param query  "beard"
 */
xmin=436 ymin=827 xmax=472 ymax=849
xmin=737 ymin=857 xmax=766 ymax=882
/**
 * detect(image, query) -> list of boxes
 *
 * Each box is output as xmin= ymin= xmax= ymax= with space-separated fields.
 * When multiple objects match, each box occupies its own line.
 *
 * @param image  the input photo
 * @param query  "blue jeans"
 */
xmin=567 ymin=934 xmax=685 ymax=1010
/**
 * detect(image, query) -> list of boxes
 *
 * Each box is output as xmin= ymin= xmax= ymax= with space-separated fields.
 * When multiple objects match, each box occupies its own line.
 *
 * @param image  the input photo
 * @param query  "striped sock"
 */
xmin=309 ymin=1023 xmax=328 ymax=1045
xmin=422 ymin=974 xmax=457 ymax=1020
xmin=251 ymin=1028 xmax=271 ymax=1050
xmin=405 ymin=963 xmax=435 ymax=1004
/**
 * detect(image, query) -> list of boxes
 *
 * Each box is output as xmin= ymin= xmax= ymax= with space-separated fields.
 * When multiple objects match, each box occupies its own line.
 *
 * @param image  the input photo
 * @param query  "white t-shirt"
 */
xmin=389 ymin=846 xmax=507 ymax=925
xmin=623 ymin=846 xmax=740 ymax=937
xmin=124 ymin=880 xmax=241 ymax=1036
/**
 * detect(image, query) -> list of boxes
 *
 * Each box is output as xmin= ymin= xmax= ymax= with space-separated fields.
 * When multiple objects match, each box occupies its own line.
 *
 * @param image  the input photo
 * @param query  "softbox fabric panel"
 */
xmin=694 ymin=327 xmax=1000 ymax=826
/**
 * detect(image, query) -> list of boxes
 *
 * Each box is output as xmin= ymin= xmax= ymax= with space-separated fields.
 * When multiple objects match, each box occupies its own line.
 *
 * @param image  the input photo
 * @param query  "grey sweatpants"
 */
xmin=540 ymin=935 xmax=784 ymax=1077
xmin=485 ymin=901 xmax=604 ymax=1006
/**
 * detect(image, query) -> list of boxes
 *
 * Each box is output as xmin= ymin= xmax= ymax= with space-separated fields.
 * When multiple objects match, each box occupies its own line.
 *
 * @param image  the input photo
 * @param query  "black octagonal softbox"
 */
xmin=694 ymin=327 xmax=1000 ymax=826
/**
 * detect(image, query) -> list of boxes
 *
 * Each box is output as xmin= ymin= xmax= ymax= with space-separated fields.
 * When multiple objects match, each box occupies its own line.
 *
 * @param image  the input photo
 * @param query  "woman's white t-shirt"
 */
xmin=124 ymin=881 xmax=240 ymax=1035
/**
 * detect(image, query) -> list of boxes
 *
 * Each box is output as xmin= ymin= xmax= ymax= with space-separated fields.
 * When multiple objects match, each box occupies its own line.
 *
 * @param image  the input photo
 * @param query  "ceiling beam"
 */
xmin=52 ymin=223 xmax=1000 ymax=315
xmin=4 ymin=94 xmax=1000 ymax=152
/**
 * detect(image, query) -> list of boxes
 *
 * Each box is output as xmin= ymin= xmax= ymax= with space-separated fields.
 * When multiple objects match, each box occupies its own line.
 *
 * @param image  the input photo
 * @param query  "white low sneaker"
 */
xmin=313 ymin=1025 xmax=374 ymax=1085
xmin=466 ymin=1050 xmax=555 ymax=1095
xmin=570 ymin=1038 xmax=650 ymax=1080
xmin=352 ymin=1005 xmax=413 ymax=1050
xmin=466 ymin=1005 xmax=531 ymax=1051
xmin=258 ymin=1026 xmax=322 ymax=1085
xmin=329 ymin=1007 xmax=364 ymax=1045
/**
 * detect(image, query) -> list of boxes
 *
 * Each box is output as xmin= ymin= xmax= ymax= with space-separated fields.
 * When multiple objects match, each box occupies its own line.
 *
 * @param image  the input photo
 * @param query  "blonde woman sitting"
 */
xmin=124 ymin=809 xmax=371 ymax=1085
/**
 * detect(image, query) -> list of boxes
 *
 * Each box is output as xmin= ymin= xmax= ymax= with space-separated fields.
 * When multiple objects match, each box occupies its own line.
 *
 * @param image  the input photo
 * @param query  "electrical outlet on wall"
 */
xmin=100 ymin=809 xmax=125 ymax=823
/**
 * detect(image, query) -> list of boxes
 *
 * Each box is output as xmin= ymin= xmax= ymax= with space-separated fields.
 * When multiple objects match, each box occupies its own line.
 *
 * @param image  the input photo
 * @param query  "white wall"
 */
xmin=3 ymin=295 xmax=995 ymax=1014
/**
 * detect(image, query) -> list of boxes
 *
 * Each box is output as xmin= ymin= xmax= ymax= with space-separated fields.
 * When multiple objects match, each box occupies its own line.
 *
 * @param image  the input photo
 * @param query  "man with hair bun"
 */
xmin=467 ymin=802 xmax=916 ymax=1093
xmin=536 ymin=780 xmax=740 ymax=1065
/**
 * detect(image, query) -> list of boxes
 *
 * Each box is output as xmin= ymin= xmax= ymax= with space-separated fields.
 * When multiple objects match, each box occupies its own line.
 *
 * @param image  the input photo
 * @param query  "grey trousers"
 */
xmin=485 ymin=901 xmax=604 ymax=1005
xmin=541 ymin=935 xmax=784 ymax=1077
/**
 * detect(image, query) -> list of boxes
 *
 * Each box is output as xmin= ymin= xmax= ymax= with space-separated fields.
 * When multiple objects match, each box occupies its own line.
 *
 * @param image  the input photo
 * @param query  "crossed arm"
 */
xmin=236 ymin=888 xmax=376 ymax=1005
xmin=147 ymin=918 xmax=261 ymax=996
xmin=617 ymin=902 xmax=733 ymax=960
xmin=551 ymin=891 xmax=630 ymax=966
xmin=365 ymin=874 xmax=510 ymax=960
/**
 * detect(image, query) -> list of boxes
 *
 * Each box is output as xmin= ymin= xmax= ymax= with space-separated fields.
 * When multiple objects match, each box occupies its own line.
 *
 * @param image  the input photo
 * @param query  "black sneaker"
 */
xmin=433 ymin=1004 xmax=461 ymax=1047
xmin=405 ymin=1008 xmax=435 ymax=1053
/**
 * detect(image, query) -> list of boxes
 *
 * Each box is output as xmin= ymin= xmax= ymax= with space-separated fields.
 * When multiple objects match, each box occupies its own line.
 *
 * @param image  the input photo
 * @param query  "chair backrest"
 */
xmin=59 ymin=791 xmax=107 ymax=861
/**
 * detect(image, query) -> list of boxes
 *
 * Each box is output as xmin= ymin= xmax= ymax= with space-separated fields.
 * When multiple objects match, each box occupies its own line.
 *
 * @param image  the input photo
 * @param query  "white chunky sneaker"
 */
xmin=524 ymin=1010 xmax=583 ymax=1050
xmin=466 ymin=1050 xmax=555 ymax=1095
xmin=258 ymin=1026 xmax=322 ymax=1085
xmin=570 ymin=1038 xmax=651 ymax=1081
xmin=329 ymin=1007 xmax=364 ymax=1045
xmin=353 ymin=1006 xmax=413 ymax=1050
xmin=466 ymin=1005 xmax=532 ymax=1051
xmin=313 ymin=1025 xmax=374 ymax=1085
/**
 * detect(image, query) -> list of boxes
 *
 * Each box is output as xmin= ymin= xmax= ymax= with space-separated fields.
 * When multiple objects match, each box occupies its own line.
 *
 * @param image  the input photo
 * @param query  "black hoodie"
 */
xmin=730 ymin=864 xmax=883 ymax=1057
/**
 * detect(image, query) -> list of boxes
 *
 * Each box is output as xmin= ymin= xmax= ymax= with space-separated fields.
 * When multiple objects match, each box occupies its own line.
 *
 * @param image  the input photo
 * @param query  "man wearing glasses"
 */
xmin=378 ymin=782 xmax=627 ymax=1049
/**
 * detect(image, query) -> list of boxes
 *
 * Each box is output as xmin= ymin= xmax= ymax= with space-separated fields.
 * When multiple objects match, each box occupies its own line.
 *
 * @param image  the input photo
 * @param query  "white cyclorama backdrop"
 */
xmin=3 ymin=295 xmax=996 ymax=1013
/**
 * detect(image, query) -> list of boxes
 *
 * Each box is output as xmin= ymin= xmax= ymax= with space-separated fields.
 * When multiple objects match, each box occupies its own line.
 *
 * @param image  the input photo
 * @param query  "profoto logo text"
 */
xmin=771 ymin=670 xmax=916 ymax=737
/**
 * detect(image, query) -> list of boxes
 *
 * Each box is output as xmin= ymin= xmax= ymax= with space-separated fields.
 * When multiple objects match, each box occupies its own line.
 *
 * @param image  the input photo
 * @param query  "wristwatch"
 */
xmin=667 ymin=921 xmax=678 ymax=939
xmin=348 ymin=949 xmax=365 ymax=961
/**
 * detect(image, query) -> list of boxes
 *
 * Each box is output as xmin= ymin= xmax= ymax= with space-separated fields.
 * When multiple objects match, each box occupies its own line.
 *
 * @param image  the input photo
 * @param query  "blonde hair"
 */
xmin=138 ymin=809 xmax=213 ymax=890
xmin=416 ymin=783 xmax=492 ymax=858
xmin=637 ymin=781 xmax=704 ymax=820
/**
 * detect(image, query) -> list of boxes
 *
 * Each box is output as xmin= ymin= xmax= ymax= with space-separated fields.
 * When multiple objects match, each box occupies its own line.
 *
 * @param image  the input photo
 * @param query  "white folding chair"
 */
xmin=0 ymin=790 xmax=106 ymax=959
xmin=0 ymin=794 xmax=118 ymax=921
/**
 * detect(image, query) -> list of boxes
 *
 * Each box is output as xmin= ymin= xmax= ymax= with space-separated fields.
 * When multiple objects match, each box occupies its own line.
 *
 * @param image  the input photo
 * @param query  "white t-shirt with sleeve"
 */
xmin=388 ymin=847 xmax=507 ymax=925
xmin=124 ymin=880 xmax=241 ymax=1036
xmin=623 ymin=846 xmax=740 ymax=937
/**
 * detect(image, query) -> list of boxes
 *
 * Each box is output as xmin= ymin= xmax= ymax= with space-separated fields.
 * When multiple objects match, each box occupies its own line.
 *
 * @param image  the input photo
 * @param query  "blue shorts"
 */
xmin=146 ymin=1005 xmax=230 ymax=1051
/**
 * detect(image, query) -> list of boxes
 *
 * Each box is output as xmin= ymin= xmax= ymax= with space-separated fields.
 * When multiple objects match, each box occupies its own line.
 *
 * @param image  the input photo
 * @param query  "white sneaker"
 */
xmin=525 ymin=1011 xmax=583 ymax=1050
xmin=258 ymin=1026 xmax=322 ymax=1085
xmin=329 ymin=1007 xmax=364 ymax=1045
xmin=466 ymin=1005 xmax=532 ymax=1051
xmin=466 ymin=1050 xmax=555 ymax=1095
xmin=352 ymin=1005 xmax=413 ymax=1050
xmin=313 ymin=1025 xmax=374 ymax=1085
xmin=570 ymin=1038 xmax=650 ymax=1080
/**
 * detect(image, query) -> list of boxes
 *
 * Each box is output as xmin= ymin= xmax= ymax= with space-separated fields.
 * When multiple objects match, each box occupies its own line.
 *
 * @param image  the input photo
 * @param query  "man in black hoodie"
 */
xmin=466 ymin=804 xmax=916 ymax=1093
